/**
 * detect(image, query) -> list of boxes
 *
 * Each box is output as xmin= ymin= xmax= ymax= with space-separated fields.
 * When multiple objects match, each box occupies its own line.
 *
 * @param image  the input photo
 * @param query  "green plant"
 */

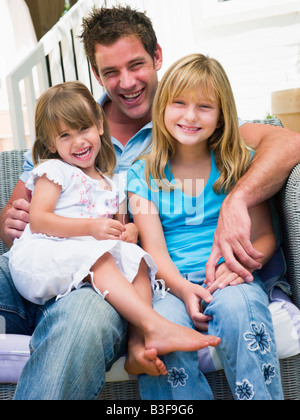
xmin=265 ymin=112 xmax=277 ymax=120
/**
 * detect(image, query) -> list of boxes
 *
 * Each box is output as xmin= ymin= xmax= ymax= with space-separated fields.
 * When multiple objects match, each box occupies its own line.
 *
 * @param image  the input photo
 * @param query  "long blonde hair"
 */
xmin=33 ymin=81 xmax=116 ymax=177
xmin=144 ymin=54 xmax=251 ymax=194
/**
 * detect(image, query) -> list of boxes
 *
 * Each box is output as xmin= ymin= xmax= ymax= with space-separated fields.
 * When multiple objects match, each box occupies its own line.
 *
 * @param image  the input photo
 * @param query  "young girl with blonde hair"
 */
xmin=9 ymin=81 xmax=221 ymax=371
xmin=127 ymin=54 xmax=284 ymax=399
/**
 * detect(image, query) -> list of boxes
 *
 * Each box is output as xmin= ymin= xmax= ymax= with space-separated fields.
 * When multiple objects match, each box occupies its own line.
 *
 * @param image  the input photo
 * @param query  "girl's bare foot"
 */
xmin=144 ymin=318 xmax=221 ymax=356
xmin=125 ymin=347 xmax=167 ymax=376
xmin=148 ymin=350 xmax=168 ymax=376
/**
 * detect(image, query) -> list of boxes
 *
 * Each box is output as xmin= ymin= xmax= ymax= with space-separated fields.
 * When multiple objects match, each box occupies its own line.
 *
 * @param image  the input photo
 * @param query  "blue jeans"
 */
xmin=0 ymin=255 xmax=127 ymax=400
xmin=139 ymin=270 xmax=284 ymax=400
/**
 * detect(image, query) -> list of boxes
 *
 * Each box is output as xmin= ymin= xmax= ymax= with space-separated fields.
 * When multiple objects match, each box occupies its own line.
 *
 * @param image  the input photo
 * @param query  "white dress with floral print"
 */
xmin=9 ymin=160 xmax=157 ymax=305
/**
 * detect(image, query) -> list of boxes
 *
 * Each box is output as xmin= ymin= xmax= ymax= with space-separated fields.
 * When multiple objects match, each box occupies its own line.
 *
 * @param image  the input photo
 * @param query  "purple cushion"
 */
xmin=0 ymin=335 xmax=31 ymax=383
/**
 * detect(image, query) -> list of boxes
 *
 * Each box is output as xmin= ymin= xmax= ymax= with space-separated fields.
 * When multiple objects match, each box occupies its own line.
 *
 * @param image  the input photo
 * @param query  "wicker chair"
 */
xmin=1 ymin=119 xmax=300 ymax=400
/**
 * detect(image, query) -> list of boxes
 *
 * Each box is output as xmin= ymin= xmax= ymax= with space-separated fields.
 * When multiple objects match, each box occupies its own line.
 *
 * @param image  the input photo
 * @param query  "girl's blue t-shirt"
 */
xmin=127 ymin=151 xmax=227 ymax=275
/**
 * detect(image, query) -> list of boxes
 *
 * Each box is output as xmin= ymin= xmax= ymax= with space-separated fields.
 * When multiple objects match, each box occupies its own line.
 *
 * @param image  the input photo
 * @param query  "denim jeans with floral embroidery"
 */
xmin=139 ymin=271 xmax=284 ymax=400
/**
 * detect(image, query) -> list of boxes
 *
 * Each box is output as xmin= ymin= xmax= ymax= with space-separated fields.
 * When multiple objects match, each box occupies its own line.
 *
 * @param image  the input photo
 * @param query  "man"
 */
xmin=0 ymin=6 xmax=300 ymax=399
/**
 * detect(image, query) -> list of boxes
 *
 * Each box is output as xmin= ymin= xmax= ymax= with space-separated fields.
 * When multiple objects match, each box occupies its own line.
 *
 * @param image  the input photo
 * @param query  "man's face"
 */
xmin=94 ymin=35 xmax=163 ymax=122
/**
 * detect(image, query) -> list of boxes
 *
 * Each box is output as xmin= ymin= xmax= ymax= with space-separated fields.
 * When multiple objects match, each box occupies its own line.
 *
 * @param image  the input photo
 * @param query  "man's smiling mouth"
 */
xmin=121 ymin=89 xmax=144 ymax=102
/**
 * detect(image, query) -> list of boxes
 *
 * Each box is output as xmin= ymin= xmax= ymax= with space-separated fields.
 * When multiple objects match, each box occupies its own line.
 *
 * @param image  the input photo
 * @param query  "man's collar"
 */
xmin=98 ymin=92 xmax=110 ymax=107
xmin=97 ymin=92 xmax=153 ymax=133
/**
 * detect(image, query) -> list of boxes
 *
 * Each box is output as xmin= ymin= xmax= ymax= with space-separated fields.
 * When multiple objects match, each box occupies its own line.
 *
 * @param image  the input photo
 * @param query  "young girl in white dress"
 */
xmin=9 ymin=81 xmax=220 ymax=370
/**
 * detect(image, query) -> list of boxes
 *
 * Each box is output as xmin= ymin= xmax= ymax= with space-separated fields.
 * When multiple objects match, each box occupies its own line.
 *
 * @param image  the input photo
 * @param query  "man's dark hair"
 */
xmin=81 ymin=5 xmax=158 ymax=77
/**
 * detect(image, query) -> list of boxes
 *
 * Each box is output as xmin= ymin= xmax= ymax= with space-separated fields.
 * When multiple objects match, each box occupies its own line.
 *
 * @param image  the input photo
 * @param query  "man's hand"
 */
xmin=3 ymin=198 xmax=30 ymax=244
xmin=0 ymin=180 xmax=31 ymax=248
xmin=206 ymin=193 xmax=263 ymax=286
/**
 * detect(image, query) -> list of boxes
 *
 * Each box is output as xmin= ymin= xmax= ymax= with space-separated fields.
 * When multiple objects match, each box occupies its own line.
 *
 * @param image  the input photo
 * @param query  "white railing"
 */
xmin=6 ymin=0 xmax=105 ymax=149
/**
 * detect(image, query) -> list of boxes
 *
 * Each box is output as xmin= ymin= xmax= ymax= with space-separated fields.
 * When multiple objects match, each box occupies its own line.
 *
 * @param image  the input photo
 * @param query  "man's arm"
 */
xmin=206 ymin=123 xmax=300 ymax=284
xmin=238 ymin=123 xmax=300 ymax=205
xmin=0 ymin=180 xmax=31 ymax=249
xmin=0 ymin=150 xmax=34 ymax=249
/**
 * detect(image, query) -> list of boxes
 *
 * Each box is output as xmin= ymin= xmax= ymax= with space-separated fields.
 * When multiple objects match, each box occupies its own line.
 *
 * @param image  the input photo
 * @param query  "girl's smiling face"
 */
xmin=164 ymin=87 xmax=221 ymax=150
xmin=51 ymin=121 xmax=104 ymax=177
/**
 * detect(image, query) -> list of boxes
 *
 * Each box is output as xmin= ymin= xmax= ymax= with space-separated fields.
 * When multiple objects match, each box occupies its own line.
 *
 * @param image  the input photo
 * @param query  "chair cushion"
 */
xmin=269 ymin=288 xmax=300 ymax=359
xmin=0 ymin=335 xmax=31 ymax=383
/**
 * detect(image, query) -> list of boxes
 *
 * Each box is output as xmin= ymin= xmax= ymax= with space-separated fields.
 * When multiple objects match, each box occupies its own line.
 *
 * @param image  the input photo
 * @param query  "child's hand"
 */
xmin=91 ymin=218 xmax=125 ymax=240
xmin=182 ymin=282 xmax=213 ymax=332
xmin=206 ymin=262 xmax=248 ymax=294
xmin=121 ymin=223 xmax=139 ymax=244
